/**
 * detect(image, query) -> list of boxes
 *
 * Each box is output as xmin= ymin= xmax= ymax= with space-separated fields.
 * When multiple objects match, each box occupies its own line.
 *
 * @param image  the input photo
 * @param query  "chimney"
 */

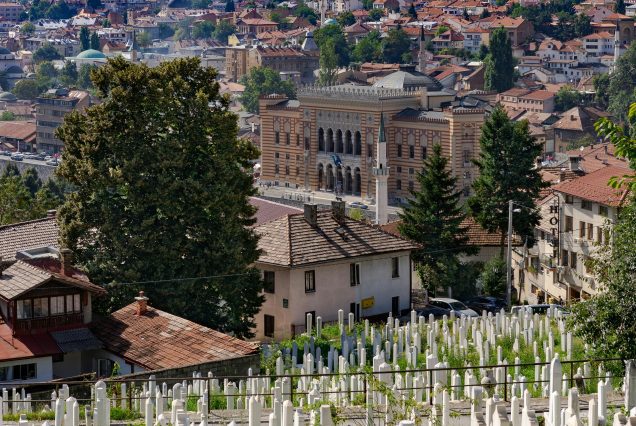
xmin=135 ymin=291 xmax=149 ymax=315
xmin=568 ymin=156 xmax=579 ymax=172
xmin=559 ymin=171 xmax=565 ymax=182
xmin=604 ymin=144 xmax=608 ymax=155
xmin=59 ymin=248 xmax=73 ymax=276
xmin=304 ymin=203 xmax=318 ymax=226
xmin=331 ymin=199 xmax=346 ymax=223
xmin=47 ymin=210 xmax=56 ymax=218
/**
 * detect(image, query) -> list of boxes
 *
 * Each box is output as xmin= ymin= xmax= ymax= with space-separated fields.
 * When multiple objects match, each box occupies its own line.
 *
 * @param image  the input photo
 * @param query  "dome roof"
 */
xmin=76 ymin=49 xmax=106 ymax=59
xmin=372 ymin=70 xmax=443 ymax=91
xmin=0 ymin=47 xmax=11 ymax=55
xmin=5 ymin=65 xmax=22 ymax=74
xmin=0 ymin=92 xmax=17 ymax=102
xmin=322 ymin=18 xmax=337 ymax=26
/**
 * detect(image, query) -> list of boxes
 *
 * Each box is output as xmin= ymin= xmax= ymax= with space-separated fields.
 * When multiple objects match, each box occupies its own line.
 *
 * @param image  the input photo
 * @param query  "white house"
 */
xmin=254 ymin=201 xmax=418 ymax=341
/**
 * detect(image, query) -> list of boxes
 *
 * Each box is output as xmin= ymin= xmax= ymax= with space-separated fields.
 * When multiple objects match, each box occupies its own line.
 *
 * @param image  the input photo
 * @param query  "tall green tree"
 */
xmin=12 ymin=79 xmax=40 ymax=100
xmin=483 ymin=27 xmax=514 ymax=92
xmin=408 ymin=3 xmax=417 ymax=17
xmin=225 ymin=0 xmax=235 ymax=11
xmin=336 ymin=11 xmax=355 ymax=26
xmin=382 ymin=28 xmax=412 ymax=63
xmin=60 ymin=60 xmax=79 ymax=86
xmin=318 ymin=39 xmax=338 ymax=85
xmin=554 ymin=85 xmax=582 ymax=111
xmin=368 ymin=8 xmax=383 ymax=20
xmin=0 ymin=175 xmax=33 ymax=225
xmin=22 ymin=167 xmax=42 ymax=196
xmin=80 ymin=26 xmax=90 ymax=51
xmin=479 ymin=257 xmax=507 ymax=297
xmin=593 ymin=73 xmax=609 ymax=110
xmin=33 ymin=43 xmax=62 ymax=63
xmin=77 ymin=64 xmax=96 ymax=89
xmin=398 ymin=144 xmax=476 ymax=295
xmin=615 ymin=0 xmax=626 ymax=14
xmin=55 ymin=57 xmax=263 ymax=338
xmin=90 ymin=32 xmax=100 ymax=50
xmin=468 ymin=105 xmax=546 ymax=254
xmin=212 ymin=20 xmax=236 ymax=43
xmin=239 ymin=66 xmax=296 ymax=113
xmin=606 ymin=42 xmax=636 ymax=121
xmin=314 ymin=24 xmax=350 ymax=67
xmin=352 ymin=30 xmax=381 ymax=63
xmin=158 ymin=22 xmax=175 ymax=39
xmin=192 ymin=20 xmax=215 ymax=39
xmin=594 ymin=102 xmax=636 ymax=187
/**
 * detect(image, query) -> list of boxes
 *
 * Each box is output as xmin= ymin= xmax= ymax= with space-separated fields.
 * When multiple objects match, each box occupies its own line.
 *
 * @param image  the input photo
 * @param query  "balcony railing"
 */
xmin=13 ymin=312 xmax=84 ymax=335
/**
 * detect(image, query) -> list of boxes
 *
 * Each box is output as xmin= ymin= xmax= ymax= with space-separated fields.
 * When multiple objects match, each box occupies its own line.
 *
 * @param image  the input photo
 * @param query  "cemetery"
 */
xmin=1 ymin=307 xmax=633 ymax=425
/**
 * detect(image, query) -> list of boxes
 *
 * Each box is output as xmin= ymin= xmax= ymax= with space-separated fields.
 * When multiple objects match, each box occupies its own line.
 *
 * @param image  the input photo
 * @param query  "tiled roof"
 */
xmin=91 ymin=303 xmax=258 ymax=370
xmin=51 ymin=327 xmax=103 ymax=352
xmin=249 ymin=197 xmax=302 ymax=226
xmin=0 ymin=323 xmax=61 ymax=362
xmin=0 ymin=216 xmax=59 ymax=262
xmin=0 ymin=121 xmax=36 ymax=143
xmin=0 ymin=260 xmax=106 ymax=300
xmin=522 ymin=90 xmax=555 ymax=101
xmin=380 ymin=218 xmax=521 ymax=247
xmin=552 ymin=165 xmax=631 ymax=207
xmin=564 ymin=143 xmax=628 ymax=173
xmin=256 ymin=211 xmax=418 ymax=267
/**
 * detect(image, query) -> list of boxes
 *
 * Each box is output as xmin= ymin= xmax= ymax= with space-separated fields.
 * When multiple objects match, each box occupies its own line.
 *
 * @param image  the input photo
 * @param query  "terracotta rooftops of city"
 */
xmin=256 ymin=207 xmax=418 ymax=267
xmin=249 ymin=197 xmax=302 ymax=226
xmin=0 ymin=212 xmax=59 ymax=262
xmin=91 ymin=296 xmax=258 ymax=371
xmin=564 ymin=143 xmax=627 ymax=173
xmin=552 ymin=165 xmax=631 ymax=207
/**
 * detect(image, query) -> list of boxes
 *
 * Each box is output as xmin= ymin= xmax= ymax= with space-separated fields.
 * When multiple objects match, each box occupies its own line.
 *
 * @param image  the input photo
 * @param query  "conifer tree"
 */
xmin=484 ymin=27 xmax=514 ymax=92
xmin=468 ymin=105 xmax=547 ymax=255
xmin=398 ymin=144 xmax=476 ymax=295
xmin=79 ymin=26 xmax=90 ymax=51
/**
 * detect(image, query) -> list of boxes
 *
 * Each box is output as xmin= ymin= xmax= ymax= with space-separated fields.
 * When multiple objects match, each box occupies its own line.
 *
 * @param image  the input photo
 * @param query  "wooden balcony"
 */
xmin=13 ymin=313 xmax=84 ymax=335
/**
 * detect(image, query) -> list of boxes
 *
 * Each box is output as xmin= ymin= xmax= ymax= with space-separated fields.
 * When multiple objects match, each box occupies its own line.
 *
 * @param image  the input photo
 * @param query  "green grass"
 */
xmin=3 ymin=411 xmax=56 ymax=422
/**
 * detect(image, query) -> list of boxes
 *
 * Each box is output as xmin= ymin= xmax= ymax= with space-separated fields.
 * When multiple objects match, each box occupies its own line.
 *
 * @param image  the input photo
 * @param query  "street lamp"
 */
xmin=506 ymin=200 xmax=522 ymax=308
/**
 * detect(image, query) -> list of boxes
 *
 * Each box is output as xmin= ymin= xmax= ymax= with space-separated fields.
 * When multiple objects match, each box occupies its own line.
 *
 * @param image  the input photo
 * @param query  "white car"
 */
xmin=10 ymin=153 xmax=24 ymax=161
xmin=430 ymin=298 xmax=479 ymax=317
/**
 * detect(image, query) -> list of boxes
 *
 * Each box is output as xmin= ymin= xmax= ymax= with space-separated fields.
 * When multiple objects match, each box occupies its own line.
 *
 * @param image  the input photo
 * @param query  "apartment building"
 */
xmin=0 ymin=2 xmax=23 ymax=22
xmin=35 ymin=89 xmax=90 ymax=154
xmin=514 ymin=166 xmax=630 ymax=304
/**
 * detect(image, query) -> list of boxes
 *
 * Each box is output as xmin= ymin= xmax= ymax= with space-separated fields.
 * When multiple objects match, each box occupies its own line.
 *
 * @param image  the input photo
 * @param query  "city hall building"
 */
xmin=258 ymin=71 xmax=487 ymax=203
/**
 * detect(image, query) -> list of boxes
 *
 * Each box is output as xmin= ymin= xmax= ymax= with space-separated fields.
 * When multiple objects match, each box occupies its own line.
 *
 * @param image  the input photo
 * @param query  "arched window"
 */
xmin=318 ymin=128 xmax=325 ymax=152
xmin=345 ymin=130 xmax=353 ymax=155
xmin=354 ymin=131 xmax=362 ymax=156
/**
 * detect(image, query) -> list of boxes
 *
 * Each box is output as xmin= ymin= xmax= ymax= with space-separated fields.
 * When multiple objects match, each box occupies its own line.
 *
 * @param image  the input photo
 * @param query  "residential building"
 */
xmin=514 ymin=166 xmax=630 ymax=303
xmin=0 ymin=121 xmax=35 ymax=152
xmin=236 ymin=18 xmax=278 ymax=34
xmin=0 ymin=2 xmax=23 ymax=22
xmin=551 ymin=106 xmax=610 ymax=153
xmin=463 ymin=27 xmax=490 ymax=53
xmin=497 ymin=89 xmax=556 ymax=113
xmin=253 ymin=201 xmax=418 ymax=340
xmin=258 ymin=72 xmax=485 ymax=204
xmin=35 ymin=89 xmax=90 ymax=154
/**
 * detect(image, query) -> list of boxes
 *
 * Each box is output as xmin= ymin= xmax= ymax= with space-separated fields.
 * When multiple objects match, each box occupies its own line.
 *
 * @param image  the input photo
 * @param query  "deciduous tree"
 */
xmin=56 ymin=57 xmax=263 ymax=338
xmin=239 ymin=66 xmax=296 ymax=113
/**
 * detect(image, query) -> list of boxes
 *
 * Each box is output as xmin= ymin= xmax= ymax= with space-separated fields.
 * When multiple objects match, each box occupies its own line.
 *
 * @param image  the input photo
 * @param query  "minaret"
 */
xmin=613 ymin=29 xmax=621 ymax=72
xmin=373 ymin=113 xmax=389 ymax=225
xmin=320 ymin=0 xmax=326 ymax=26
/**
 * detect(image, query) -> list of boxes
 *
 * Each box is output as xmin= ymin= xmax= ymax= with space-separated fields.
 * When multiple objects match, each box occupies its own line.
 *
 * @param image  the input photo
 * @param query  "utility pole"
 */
xmin=506 ymin=200 xmax=513 ymax=308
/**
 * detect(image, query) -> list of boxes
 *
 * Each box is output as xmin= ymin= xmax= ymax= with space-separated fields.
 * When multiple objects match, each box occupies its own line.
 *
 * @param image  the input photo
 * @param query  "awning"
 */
xmin=51 ymin=328 xmax=103 ymax=353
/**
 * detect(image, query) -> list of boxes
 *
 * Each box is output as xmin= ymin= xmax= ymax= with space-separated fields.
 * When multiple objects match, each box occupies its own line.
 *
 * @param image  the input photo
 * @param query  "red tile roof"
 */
xmin=564 ymin=143 xmax=628 ymax=173
xmin=249 ymin=197 xmax=301 ymax=226
xmin=91 ymin=303 xmax=258 ymax=370
xmin=0 ymin=323 xmax=61 ymax=362
xmin=552 ymin=165 xmax=631 ymax=207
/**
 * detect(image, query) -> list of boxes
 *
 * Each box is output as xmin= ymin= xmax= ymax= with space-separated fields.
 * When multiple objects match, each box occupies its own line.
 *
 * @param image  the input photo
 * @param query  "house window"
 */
xmin=12 ymin=363 xmax=36 ymax=380
xmin=286 ymin=133 xmax=290 ymax=145
xmin=565 ymin=215 xmax=573 ymax=232
xmin=396 ymin=179 xmax=402 ymax=190
xmin=350 ymin=263 xmax=360 ymax=286
xmin=0 ymin=367 xmax=8 ymax=381
xmin=408 ymin=181 xmax=414 ymax=191
xmin=599 ymin=205 xmax=608 ymax=217
xmin=275 ymin=131 xmax=280 ymax=144
xmin=51 ymin=295 xmax=65 ymax=315
xmin=296 ymin=134 xmax=300 ymax=146
xmin=97 ymin=359 xmax=115 ymax=377
xmin=33 ymin=298 xmax=49 ymax=318
xmin=263 ymin=271 xmax=275 ymax=293
xmin=562 ymin=249 xmax=569 ymax=266
xmin=570 ymin=252 xmax=577 ymax=270
xmin=305 ymin=270 xmax=315 ymax=293
xmin=392 ymin=257 xmax=400 ymax=278
xmin=422 ymin=147 xmax=427 ymax=159
xmin=587 ymin=223 xmax=594 ymax=241
xmin=597 ymin=226 xmax=603 ymax=244
xmin=264 ymin=314 xmax=275 ymax=337
xmin=396 ymin=166 xmax=402 ymax=173
xmin=581 ymin=200 xmax=592 ymax=210
xmin=397 ymin=144 xmax=402 ymax=157
xmin=16 ymin=299 xmax=32 ymax=319
xmin=275 ymin=164 xmax=279 ymax=174
xmin=565 ymin=195 xmax=573 ymax=204
xmin=409 ymin=145 xmax=415 ymax=158
xmin=579 ymin=222 xmax=586 ymax=238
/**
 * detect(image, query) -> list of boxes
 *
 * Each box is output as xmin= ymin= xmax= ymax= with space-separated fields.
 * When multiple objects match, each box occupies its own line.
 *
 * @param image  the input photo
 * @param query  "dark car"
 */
xmin=464 ymin=296 xmax=507 ymax=315
xmin=400 ymin=304 xmax=451 ymax=322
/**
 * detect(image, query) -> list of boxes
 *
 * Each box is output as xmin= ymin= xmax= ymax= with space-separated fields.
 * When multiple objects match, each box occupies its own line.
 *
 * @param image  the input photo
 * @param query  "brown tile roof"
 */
xmin=92 ymin=302 xmax=258 ymax=370
xmin=522 ymin=90 xmax=555 ymax=101
xmin=249 ymin=197 xmax=301 ymax=226
xmin=0 ymin=260 xmax=106 ymax=301
xmin=380 ymin=218 xmax=521 ymax=247
xmin=552 ymin=165 xmax=631 ymax=207
xmin=564 ymin=143 xmax=628 ymax=173
xmin=0 ymin=215 xmax=59 ymax=262
xmin=0 ymin=121 xmax=35 ymax=143
xmin=256 ymin=211 xmax=418 ymax=267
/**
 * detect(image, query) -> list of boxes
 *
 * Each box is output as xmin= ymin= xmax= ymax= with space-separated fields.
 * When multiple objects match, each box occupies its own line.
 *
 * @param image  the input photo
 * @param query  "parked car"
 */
xmin=400 ymin=304 xmax=451 ymax=323
xmin=464 ymin=296 xmax=507 ymax=315
xmin=429 ymin=298 xmax=479 ymax=317
xmin=0 ymin=150 xmax=11 ymax=156
xmin=24 ymin=153 xmax=38 ymax=159
xmin=10 ymin=153 xmax=23 ymax=161
xmin=511 ymin=304 xmax=570 ymax=316
xmin=46 ymin=159 xmax=59 ymax=166
xmin=349 ymin=201 xmax=368 ymax=210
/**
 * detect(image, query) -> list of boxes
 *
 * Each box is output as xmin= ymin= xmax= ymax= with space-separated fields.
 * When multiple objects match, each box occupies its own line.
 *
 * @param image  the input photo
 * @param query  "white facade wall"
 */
xmin=0 ymin=356 xmax=53 ymax=383
xmin=254 ymin=251 xmax=412 ymax=341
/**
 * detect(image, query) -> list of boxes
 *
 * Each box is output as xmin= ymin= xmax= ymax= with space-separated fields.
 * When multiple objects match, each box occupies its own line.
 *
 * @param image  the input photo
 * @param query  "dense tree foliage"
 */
xmin=212 ymin=21 xmax=236 ymax=43
xmin=480 ymin=257 xmax=507 ymax=297
xmin=484 ymin=27 xmax=514 ymax=92
xmin=12 ymin=79 xmax=40 ymax=100
xmin=0 ymin=167 xmax=65 ymax=225
xmin=56 ymin=58 xmax=263 ymax=338
xmin=28 ymin=0 xmax=74 ymax=20
xmin=239 ymin=66 xmax=296 ymax=114
xmin=468 ymin=105 xmax=547 ymax=254
xmin=293 ymin=2 xmax=317 ymax=24
xmin=225 ymin=0 xmax=235 ymax=11
xmin=80 ymin=26 xmax=90 ymax=51
xmin=336 ymin=11 xmax=355 ymax=26
xmin=352 ymin=30 xmax=382 ymax=63
xmin=368 ymin=8 xmax=383 ymax=20
xmin=90 ymin=32 xmax=100 ymax=50
xmin=33 ymin=43 xmax=62 ymax=63
xmin=509 ymin=1 xmax=591 ymax=41
xmin=382 ymin=28 xmax=412 ymax=63
xmin=601 ymin=43 xmax=636 ymax=122
xmin=318 ymin=39 xmax=338 ymax=85
xmin=554 ymin=85 xmax=583 ymax=111
xmin=60 ymin=60 xmax=79 ymax=86
xmin=158 ymin=23 xmax=175 ymax=39
xmin=314 ymin=24 xmax=350 ymax=67
xmin=398 ymin=144 xmax=476 ymax=295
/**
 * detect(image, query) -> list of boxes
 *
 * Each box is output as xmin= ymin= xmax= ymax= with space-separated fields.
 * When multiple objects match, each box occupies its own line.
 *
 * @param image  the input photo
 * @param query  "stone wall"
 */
xmin=117 ymin=354 xmax=261 ymax=381
xmin=0 ymin=158 xmax=57 ymax=181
